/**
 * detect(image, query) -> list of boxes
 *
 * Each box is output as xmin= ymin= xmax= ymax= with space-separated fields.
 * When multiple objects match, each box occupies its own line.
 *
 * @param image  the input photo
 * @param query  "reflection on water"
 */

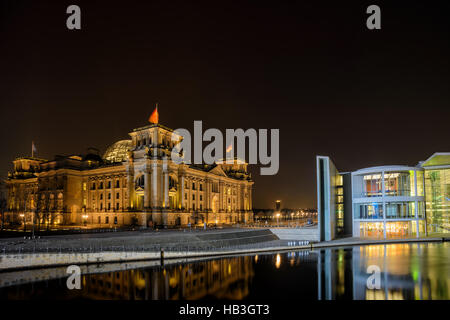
xmin=318 ymin=243 xmax=450 ymax=300
xmin=80 ymin=256 xmax=255 ymax=300
xmin=0 ymin=243 xmax=449 ymax=300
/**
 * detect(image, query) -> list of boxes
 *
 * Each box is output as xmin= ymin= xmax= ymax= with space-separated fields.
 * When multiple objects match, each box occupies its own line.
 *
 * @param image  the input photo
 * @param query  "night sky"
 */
xmin=1 ymin=1 xmax=449 ymax=209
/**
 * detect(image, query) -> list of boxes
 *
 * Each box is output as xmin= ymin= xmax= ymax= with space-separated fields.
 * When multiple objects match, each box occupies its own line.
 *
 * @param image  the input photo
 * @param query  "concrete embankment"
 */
xmin=0 ymin=243 xmax=311 ymax=271
xmin=269 ymin=227 xmax=319 ymax=241
xmin=1 ymin=228 xmax=447 ymax=272
xmin=311 ymin=236 xmax=449 ymax=249
xmin=0 ymin=228 xmax=289 ymax=271
xmin=0 ymin=228 xmax=278 ymax=253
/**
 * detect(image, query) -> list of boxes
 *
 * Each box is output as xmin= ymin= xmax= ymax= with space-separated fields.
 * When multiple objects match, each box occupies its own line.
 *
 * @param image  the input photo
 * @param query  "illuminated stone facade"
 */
xmin=4 ymin=120 xmax=254 ymax=228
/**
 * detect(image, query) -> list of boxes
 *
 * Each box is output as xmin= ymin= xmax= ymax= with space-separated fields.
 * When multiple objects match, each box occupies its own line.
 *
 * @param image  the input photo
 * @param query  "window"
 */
xmin=416 ymin=171 xmax=424 ymax=196
xmin=384 ymin=172 xmax=414 ymax=196
xmin=100 ymin=203 xmax=103 ymax=210
xmin=193 ymin=203 xmax=196 ymax=210
xmin=200 ymin=195 xmax=202 ymax=201
xmin=83 ymin=183 xmax=87 ymax=191
xmin=116 ymin=193 xmax=119 ymax=199
xmin=108 ymin=203 xmax=111 ymax=210
xmin=116 ymin=180 xmax=120 ymax=188
xmin=385 ymin=202 xmax=418 ymax=219
xmin=358 ymin=203 xmax=383 ymax=219
xmin=200 ymin=204 xmax=203 ymax=211
xmin=98 ymin=216 xmax=101 ymax=224
xmin=200 ymin=184 xmax=203 ymax=191
xmin=114 ymin=216 xmax=118 ymax=224
xmin=192 ymin=194 xmax=195 ymax=200
xmin=363 ymin=174 xmax=382 ymax=197
xmin=105 ymin=216 xmax=109 ymax=224
xmin=91 ymin=183 xmax=96 ymax=190
xmin=192 ymin=182 xmax=196 ymax=190
xmin=107 ymin=181 xmax=111 ymax=189
xmin=116 ymin=203 xmax=119 ymax=210
xmin=136 ymin=175 xmax=144 ymax=188
xmin=99 ymin=182 xmax=103 ymax=189
xmin=108 ymin=193 xmax=111 ymax=200
xmin=100 ymin=194 xmax=103 ymax=200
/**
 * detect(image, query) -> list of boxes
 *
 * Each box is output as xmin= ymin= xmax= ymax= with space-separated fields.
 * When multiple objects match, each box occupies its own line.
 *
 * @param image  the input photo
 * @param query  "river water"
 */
xmin=0 ymin=242 xmax=449 ymax=300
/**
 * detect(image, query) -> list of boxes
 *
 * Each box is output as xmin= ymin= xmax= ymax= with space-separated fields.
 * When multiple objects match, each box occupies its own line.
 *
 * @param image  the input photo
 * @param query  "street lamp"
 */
xmin=82 ymin=214 xmax=89 ymax=226
xmin=19 ymin=213 xmax=25 ymax=232
xmin=276 ymin=213 xmax=280 ymax=226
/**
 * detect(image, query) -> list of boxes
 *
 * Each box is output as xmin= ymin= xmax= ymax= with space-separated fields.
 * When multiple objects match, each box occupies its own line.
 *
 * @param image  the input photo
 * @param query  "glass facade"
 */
xmin=385 ymin=202 xmax=424 ymax=219
xmin=357 ymin=203 xmax=383 ymax=219
xmin=425 ymin=168 xmax=450 ymax=233
xmin=416 ymin=170 xmax=424 ymax=196
xmin=384 ymin=171 xmax=415 ymax=196
xmin=362 ymin=171 xmax=417 ymax=197
xmin=319 ymin=153 xmax=449 ymax=240
xmin=359 ymin=221 xmax=420 ymax=239
xmin=354 ymin=167 xmax=425 ymax=239
xmin=363 ymin=174 xmax=382 ymax=197
xmin=336 ymin=175 xmax=344 ymax=234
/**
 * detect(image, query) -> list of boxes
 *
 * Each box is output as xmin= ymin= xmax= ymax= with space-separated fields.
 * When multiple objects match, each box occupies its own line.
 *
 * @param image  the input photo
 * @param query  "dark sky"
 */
xmin=1 ymin=1 xmax=449 ymax=209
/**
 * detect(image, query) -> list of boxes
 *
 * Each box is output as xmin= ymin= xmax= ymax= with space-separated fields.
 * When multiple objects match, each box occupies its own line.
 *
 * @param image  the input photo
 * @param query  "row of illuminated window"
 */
xmin=359 ymin=171 xmax=424 ymax=197
xmin=92 ymin=192 xmax=121 ymax=201
xmin=356 ymin=202 xmax=425 ymax=219
xmin=185 ymin=181 xmax=205 ymax=191
xmin=184 ymin=181 xmax=236 ymax=195
xmin=91 ymin=202 xmax=121 ymax=211
xmin=85 ymin=180 xmax=123 ymax=191
xmin=93 ymin=215 xmax=119 ymax=224
xmin=135 ymin=135 xmax=174 ymax=149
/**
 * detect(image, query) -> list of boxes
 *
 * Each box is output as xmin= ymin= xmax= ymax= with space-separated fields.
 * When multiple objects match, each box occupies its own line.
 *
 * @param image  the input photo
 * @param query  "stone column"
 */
xmin=151 ymin=162 xmax=160 ymax=209
xmin=179 ymin=174 xmax=185 ymax=210
xmin=163 ymin=171 xmax=169 ymax=209
xmin=144 ymin=166 xmax=151 ymax=209
xmin=112 ymin=176 xmax=116 ymax=210
xmin=161 ymin=171 xmax=169 ymax=227
xmin=237 ymin=184 xmax=241 ymax=212
xmin=127 ymin=168 xmax=135 ymax=210
xmin=248 ymin=185 xmax=252 ymax=210
xmin=219 ymin=181 xmax=224 ymax=212
xmin=206 ymin=179 xmax=211 ymax=211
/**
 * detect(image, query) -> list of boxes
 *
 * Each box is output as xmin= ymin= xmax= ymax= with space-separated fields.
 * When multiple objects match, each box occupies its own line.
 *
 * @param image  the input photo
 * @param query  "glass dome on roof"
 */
xmin=103 ymin=140 xmax=132 ymax=163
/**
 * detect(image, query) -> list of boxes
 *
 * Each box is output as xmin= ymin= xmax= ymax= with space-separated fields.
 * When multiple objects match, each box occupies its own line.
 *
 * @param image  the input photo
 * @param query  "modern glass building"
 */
xmin=316 ymin=152 xmax=449 ymax=240
xmin=352 ymin=165 xmax=426 ymax=239
xmin=421 ymin=153 xmax=450 ymax=233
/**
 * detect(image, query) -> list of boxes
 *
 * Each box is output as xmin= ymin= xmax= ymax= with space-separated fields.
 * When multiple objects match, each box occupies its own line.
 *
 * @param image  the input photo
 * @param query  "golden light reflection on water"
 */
xmin=1 ymin=243 xmax=448 ymax=300
xmin=352 ymin=243 xmax=450 ymax=300
xmin=275 ymin=254 xmax=281 ymax=269
xmin=63 ymin=256 xmax=254 ymax=300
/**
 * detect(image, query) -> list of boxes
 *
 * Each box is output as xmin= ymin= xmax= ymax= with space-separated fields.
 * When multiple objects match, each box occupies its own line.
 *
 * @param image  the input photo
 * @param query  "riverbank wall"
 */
xmin=0 ymin=228 xmax=448 ymax=272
